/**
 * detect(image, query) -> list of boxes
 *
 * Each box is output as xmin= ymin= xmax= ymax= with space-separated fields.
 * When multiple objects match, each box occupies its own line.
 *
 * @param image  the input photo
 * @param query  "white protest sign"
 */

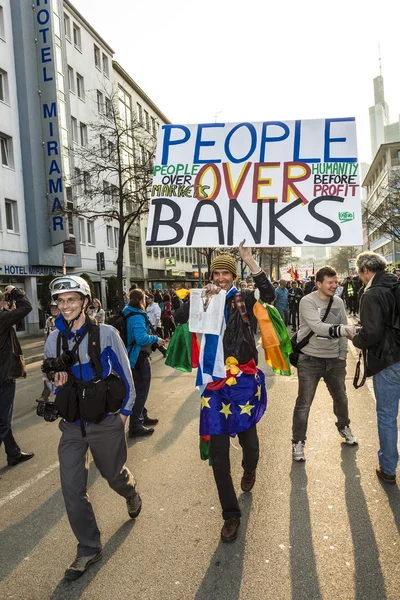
xmin=189 ymin=289 xmax=226 ymax=335
xmin=146 ymin=118 xmax=362 ymax=248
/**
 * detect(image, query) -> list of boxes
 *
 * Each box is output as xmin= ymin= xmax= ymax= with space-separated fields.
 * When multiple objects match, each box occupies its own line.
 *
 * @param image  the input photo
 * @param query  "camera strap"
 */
xmin=56 ymin=316 xmax=103 ymax=381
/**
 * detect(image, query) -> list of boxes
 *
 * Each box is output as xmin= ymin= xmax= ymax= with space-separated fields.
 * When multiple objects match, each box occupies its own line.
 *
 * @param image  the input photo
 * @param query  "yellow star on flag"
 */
xmin=219 ymin=402 xmax=232 ymax=419
xmin=239 ymin=401 xmax=255 ymax=416
xmin=255 ymin=385 xmax=261 ymax=401
xmin=201 ymin=396 xmax=211 ymax=409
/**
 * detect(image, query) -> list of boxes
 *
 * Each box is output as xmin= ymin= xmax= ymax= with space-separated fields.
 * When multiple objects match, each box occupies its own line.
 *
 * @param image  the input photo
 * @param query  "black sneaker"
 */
xmin=144 ymin=416 xmax=159 ymax=426
xmin=127 ymin=490 xmax=142 ymax=518
xmin=64 ymin=551 xmax=102 ymax=581
xmin=128 ymin=426 xmax=154 ymax=438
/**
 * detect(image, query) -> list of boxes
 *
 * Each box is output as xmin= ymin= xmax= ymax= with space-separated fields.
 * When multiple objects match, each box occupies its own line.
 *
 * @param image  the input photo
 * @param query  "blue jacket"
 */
xmin=123 ymin=305 xmax=158 ymax=368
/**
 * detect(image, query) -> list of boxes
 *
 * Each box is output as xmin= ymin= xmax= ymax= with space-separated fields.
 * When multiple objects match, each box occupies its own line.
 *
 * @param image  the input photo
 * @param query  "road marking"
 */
xmin=0 ymin=461 xmax=59 ymax=508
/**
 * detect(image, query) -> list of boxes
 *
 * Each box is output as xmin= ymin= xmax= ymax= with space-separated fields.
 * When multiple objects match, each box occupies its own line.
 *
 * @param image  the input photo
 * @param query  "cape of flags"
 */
xmin=253 ymin=300 xmax=292 ymax=376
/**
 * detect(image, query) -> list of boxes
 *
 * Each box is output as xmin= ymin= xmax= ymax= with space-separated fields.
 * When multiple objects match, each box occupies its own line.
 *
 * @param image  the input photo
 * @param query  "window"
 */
xmin=80 ymin=122 xmax=87 ymax=146
xmin=67 ymin=65 xmax=74 ymax=92
xmin=76 ymin=73 xmax=84 ymax=99
xmin=129 ymin=236 xmax=142 ymax=265
xmin=71 ymin=116 xmax=78 ymax=143
xmin=100 ymin=135 xmax=107 ymax=158
xmin=74 ymin=167 xmax=82 ymax=196
xmin=102 ymin=53 xmax=109 ymax=77
xmin=87 ymin=220 xmax=95 ymax=245
xmin=0 ymin=69 xmax=9 ymax=103
xmin=0 ymin=134 xmax=13 ymax=168
xmin=137 ymin=103 xmax=143 ymax=125
xmin=73 ymin=23 xmax=81 ymax=50
xmin=97 ymin=90 xmax=103 ymax=114
xmin=105 ymin=97 xmax=112 ymax=117
xmin=165 ymin=247 xmax=170 ymax=258
xmin=160 ymin=248 xmax=165 ymax=258
xmin=79 ymin=218 xmax=86 ymax=244
xmin=144 ymin=110 xmax=150 ymax=131
xmin=63 ymin=13 xmax=71 ymax=39
xmin=5 ymin=199 xmax=18 ymax=232
xmin=140 ymin=145 xmax=145 ymax=165
xmin=107 ymin=225 xmax=114 ymax=248
xmin=114 ymin=227 xmax=119 ymax=249
xmin=185 ymin=248 xmax=188 ymax=262
xmin=94 ymin=44 xmax=101 ymax=69
xmin=151 ymin=116 xmax=156 ymax=137
xmin=108 ymin=140 xmax=116 ymax=162
xmin=83 ymin=171 xmax=91 ymax=194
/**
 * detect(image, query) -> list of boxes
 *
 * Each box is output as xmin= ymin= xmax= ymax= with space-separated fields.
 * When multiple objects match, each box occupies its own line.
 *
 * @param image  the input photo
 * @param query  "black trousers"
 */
xmin=210 ymin=425 xmax=259 ymax=520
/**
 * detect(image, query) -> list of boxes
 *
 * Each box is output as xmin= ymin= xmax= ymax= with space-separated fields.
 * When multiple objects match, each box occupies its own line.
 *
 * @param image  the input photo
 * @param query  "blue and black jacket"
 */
xmin=123 ymin=305 xmax=158 ymax=369
xmin=44 ymin=314 xmax=135 ymax=416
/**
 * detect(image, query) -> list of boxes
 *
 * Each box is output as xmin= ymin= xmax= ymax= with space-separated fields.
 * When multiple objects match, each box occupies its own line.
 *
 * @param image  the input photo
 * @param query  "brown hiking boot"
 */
xmin=221 ymin=518 xmax=240 ymax=543
xmin=241 ymin=470 xmax=256 ymax=492
xmin=376 ymin=466 xmax=396 ymax=484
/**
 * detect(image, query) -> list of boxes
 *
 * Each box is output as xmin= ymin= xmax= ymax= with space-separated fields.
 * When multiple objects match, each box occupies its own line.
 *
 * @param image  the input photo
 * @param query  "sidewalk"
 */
xmin=19 ymin=334 xmax=45 ymax=365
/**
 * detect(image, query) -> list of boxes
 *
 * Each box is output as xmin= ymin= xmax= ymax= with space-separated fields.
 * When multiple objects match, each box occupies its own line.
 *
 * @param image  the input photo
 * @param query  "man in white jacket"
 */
xmin=146 ymin=294 xmax=161 ymax=334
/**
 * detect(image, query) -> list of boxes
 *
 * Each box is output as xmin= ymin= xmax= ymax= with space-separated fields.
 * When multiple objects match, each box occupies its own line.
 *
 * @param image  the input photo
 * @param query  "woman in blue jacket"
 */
xmin=123 ymin=289 xmax=165 ymax=437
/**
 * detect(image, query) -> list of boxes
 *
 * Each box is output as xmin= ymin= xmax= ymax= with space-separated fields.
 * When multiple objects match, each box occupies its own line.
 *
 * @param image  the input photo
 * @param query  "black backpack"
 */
xmin=107 ymin=311 xmax=146 ymax=351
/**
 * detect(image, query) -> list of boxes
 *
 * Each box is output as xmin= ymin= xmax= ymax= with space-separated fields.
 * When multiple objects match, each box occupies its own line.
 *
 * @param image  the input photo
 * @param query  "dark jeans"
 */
xmin=162 ymin=317 xmax=173 ymax=338
xmin=292 ymin=354 xmax=350 ymax=442
xmin=291 ymin=305 xmax=300 ymax=330
xmin=129 ymin=355 xmax=151 ymax=431
xmin=210 ymin=425 xmax=259 ymax=520
xmin=347 ymin=296 xmax=356 ymax=314
xmin=0 ymin=379 xmax=20 ymax=458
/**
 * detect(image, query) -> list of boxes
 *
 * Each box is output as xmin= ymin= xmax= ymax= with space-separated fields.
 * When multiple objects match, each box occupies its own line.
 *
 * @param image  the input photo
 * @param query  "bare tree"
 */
xmin=259 ymin=248 xmax=292 ymax=279
xmin=197 ymin=247 xmax=217 ymax=280
xmin=365 ymin=171 xmax=400 ymax=243
xmin=68 ymin=90 xmax=156 ymax=307
xmin=330 ymin=246 xmax=362 ymax=276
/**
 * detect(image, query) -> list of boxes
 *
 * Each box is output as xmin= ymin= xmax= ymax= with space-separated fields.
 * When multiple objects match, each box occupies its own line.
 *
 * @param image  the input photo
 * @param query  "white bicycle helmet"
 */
xmin=49 ymin=276 xmax=91 ymax=301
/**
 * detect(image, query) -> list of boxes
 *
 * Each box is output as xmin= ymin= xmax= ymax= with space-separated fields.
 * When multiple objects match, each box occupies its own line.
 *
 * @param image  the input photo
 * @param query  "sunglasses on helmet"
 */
xmin=50 ymin=278 xmax=82 ymax=291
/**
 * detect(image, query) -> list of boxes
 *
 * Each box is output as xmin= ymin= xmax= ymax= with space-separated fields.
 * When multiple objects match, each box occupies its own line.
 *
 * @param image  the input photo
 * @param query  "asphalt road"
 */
xmin=0 ymin=338 xmax=400 ymax=600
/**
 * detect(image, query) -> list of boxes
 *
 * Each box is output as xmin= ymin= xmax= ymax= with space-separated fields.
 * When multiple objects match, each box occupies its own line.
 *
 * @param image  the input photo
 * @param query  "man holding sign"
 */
xmin=175 ymin=241 xmax=275 ymax=543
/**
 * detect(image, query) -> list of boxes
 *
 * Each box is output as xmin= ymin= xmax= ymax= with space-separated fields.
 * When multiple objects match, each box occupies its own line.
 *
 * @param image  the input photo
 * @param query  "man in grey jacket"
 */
xmin=292 ymin=266 xmax=358 ymax=461
xmin=44 ymin=276 xmax=139 ymax=581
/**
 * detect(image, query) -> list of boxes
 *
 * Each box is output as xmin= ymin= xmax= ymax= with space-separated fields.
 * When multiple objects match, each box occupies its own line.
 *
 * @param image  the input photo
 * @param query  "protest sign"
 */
xmin=146 ymin=118 xmax=362 ymax=248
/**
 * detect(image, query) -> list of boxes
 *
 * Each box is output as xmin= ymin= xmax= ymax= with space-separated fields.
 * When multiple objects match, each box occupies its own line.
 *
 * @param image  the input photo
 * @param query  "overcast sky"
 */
xmin=72 ymin=0 xmax=400 ymax=166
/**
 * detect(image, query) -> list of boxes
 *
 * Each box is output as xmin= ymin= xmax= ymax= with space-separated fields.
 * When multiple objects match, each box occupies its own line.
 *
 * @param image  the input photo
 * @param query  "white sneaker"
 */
xmin=339 ymin=426 xmax=358 ymax=445
xmin=292 ymin=441 xmax=306 ymax=461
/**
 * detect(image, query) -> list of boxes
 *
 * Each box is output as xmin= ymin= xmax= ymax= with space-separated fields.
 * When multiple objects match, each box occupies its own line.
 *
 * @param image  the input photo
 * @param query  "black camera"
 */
xmin=41 ymin=351 xmax=76 ymax=382
xmin=36 ymin=399 xmax=59 ymax=422
xmin=151 ymin=342 xmax=167 ymax=357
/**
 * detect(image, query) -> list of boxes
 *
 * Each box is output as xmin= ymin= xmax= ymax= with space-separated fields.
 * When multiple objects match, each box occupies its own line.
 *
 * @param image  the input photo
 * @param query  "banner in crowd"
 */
xmin=146 ymin=118 xmax=362 ymax=248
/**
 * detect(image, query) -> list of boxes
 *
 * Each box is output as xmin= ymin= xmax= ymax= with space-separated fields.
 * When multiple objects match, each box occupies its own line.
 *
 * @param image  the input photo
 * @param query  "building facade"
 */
xmin=0 ymin=0 xmax=32 ymax=332
xmin=2 ymin=0 xmax=181 ymax=332
xmin=362 ymin=141 xmax=400 ymax=265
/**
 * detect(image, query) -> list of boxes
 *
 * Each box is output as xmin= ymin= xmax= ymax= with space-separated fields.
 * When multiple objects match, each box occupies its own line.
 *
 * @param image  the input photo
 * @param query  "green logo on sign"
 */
xmin=338 ymin=212 xmax=355 ymax=223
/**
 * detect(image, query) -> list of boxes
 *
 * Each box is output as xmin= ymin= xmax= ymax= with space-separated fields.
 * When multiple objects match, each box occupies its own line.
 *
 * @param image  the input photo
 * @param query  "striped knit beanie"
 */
xmin=210 ymin=254 xmax=238 ymax=280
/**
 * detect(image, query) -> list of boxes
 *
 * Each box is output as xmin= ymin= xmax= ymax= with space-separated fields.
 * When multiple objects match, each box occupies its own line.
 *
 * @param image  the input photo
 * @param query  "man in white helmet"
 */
xmin=43 ymin=275 xmax=139 ymax=581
